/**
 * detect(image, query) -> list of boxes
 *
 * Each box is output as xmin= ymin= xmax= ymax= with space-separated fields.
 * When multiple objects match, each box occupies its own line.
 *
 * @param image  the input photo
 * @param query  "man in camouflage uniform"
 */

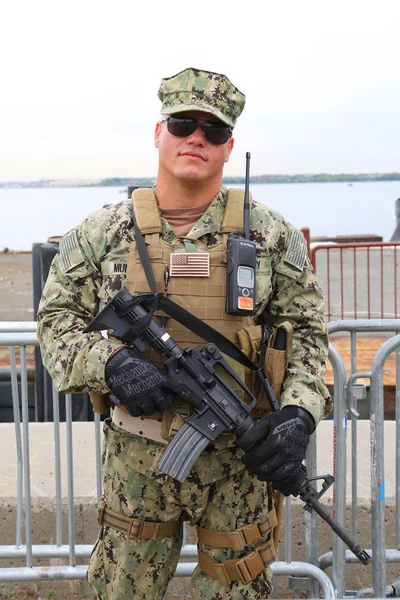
xmin=37 ymin=68 xmax=331 ymax=600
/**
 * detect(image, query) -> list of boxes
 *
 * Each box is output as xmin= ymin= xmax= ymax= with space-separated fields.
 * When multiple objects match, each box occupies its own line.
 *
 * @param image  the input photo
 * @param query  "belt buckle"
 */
xmin=241 ymin=522 xmax=263 ymax=546
xmin=97 ymin=506 xmax=105 ymax=526
xmin=259 ymin=540 xmax=276 ymax=568
xmin=213 ymin=563 xmax=232 ymax=587
xmin=127 ymin=518 xmax=143 ymax=540
xmin=228 ymin=530 xmax=246 ymax=552
xmin=142 ymin=521 xmax=160 ymax=540
xmin=236 ymin=556 xmax=254 ymax=585
xmin=97 ymin=497 xmax=106 ymax=526
xmin=258 ymin=513 xmax=273 ymax=537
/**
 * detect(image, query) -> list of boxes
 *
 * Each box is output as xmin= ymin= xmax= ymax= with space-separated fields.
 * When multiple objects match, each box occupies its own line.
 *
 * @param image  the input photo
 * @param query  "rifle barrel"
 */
xmin=300 ymin=491 xmax=371 ymax=565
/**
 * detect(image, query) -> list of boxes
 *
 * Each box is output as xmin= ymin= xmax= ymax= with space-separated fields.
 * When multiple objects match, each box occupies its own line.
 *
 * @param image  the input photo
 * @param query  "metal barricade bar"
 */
xmin=369 ymin=334 xmax=400 ymax=598
xmin=312 ymin=242 xmax=400 ymax=321
xmin=397 ymin=349 xmax=400 ymax=550
xmin=327 ymin=320 xmax=400 ymax=599
xmin=52 ymin=382 xmax=63 ymax=547
xmin=346 ymin=372 xmax=371 ymax=541
xmin=0 ymin=561 xmax=336 ymax=598
xmin=9 ymin=346 xmax=23 ymax=548
xmin=327 ymin=342 xmax=348 ymax=598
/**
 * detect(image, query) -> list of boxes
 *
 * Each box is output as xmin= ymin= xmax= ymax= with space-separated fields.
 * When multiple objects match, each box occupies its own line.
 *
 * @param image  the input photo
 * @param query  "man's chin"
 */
xmin=176 ymin=169 xmax=208 ymax=183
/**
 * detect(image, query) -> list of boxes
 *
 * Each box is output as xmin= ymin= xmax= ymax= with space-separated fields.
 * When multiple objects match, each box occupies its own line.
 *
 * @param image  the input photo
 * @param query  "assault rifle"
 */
xmin=85 ymin=286 xmax=371 ymax=565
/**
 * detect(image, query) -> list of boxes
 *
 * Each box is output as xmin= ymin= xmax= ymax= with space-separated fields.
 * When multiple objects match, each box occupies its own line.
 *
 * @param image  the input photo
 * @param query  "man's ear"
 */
xmin=154 ymin=121 xmax=162 ymax=148
xmin=225 ymin=137 xmax=234 ymax=162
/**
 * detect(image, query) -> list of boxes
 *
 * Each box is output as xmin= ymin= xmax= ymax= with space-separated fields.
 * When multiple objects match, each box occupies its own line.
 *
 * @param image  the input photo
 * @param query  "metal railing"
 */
xmin=1 ymin=321 xmax=400 ymax=597
xmin=326 ymin=320 xmax=400 ymax=599
xmin=311 ymin=242 xmax=400 ymax=320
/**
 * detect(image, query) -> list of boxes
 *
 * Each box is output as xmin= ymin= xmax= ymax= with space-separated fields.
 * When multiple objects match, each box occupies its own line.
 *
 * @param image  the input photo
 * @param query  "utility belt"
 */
xmin=111 ymin=404 xmax=237 ymax=450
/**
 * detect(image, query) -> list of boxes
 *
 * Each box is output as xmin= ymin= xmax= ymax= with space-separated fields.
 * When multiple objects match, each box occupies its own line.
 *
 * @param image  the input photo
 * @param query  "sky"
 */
xmin=1 ymin=0 xmax=399 ymax=182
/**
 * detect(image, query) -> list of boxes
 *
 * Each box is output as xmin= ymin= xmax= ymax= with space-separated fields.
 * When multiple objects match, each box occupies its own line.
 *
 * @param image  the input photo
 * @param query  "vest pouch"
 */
xmin=237 ymin=324 xmax=264 ymax=409
xmin=237 ymin=324 xmax=262 ymax=364
xmin=264 ymin=348 xmax=286 ymax=401
xmin=268 ymin=483 xmax=285 ymax=554
xmin=256 ymin=321 xmax=294 ymax=414
xmin=89 ymin=391 xmax=112 ymax=415
xmin=161 ymin=399 xmax=191 ymax=442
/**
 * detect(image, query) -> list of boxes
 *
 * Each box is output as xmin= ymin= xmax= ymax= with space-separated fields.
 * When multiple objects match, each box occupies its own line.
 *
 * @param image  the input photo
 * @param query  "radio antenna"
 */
xmin=244 ymin=152 xmax=251 ymax=240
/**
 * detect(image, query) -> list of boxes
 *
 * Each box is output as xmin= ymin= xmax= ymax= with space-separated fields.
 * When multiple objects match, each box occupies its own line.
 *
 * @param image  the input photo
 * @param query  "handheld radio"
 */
xmin=226 ymin=152 xmax=257 ymax=315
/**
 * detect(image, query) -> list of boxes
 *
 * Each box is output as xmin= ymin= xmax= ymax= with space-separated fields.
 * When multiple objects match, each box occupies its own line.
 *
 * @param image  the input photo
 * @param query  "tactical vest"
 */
xmin=126 ymin=187 xmax=256 ymax=356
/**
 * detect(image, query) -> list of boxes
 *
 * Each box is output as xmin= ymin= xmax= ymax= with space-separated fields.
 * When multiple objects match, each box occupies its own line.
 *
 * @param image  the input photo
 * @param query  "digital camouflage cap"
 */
xmin=158 ymin=67 xmax=245 ymax=128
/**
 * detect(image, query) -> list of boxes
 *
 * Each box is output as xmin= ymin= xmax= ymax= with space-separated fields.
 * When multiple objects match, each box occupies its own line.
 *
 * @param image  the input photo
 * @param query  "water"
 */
xmin=1 ymin=181 xmax=399 ymax=250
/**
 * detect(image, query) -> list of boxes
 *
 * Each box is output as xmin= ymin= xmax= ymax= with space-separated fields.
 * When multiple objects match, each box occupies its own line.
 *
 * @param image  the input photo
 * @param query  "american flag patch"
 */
xmin=285 ymin=229 xmax=307 ymax=271
xmin=59 ymin=229 xmax=81 ymax=271
xmin=170 ymin=252 xmax=210 ymax=277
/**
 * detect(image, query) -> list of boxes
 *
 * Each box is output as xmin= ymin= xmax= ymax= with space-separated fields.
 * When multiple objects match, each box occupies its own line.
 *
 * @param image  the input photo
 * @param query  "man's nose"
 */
xmin=186 ymin=125 xmax=205 ymax=145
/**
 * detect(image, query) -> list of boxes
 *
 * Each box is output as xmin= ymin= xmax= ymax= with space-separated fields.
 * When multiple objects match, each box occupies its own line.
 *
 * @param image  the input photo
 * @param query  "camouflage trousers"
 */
xmin=87 ymin=419 xmax=273 ymax=599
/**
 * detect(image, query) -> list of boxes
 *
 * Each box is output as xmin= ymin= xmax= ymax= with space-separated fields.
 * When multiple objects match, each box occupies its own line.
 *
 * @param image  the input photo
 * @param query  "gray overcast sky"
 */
xmin=1 ymin=0 xmax=399 ymax=182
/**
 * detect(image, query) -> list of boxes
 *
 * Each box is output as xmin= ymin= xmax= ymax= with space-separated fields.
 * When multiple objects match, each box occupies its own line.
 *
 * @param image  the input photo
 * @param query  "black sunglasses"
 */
xmin=163 ymin=115 xmax=232 ymax=145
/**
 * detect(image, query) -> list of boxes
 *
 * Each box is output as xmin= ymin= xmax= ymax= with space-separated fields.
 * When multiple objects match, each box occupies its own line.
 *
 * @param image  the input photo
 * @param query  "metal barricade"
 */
xmin=5 ymin=320 xmax=395 ymax=598
xmin=0 ymin=325 xmax=336 ymax=596
xmin=322 ymin=320 xmax=400 ymax=599
xmin=311 ymin=242 xmax=400 ymax=320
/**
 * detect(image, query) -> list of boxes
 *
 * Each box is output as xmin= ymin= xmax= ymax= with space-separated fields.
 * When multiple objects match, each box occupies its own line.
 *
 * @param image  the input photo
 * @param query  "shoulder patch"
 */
xmin=284 ymin=229 xmax=307 ymax=271
xmin=59 ymin=229 xmax=85 ymax=272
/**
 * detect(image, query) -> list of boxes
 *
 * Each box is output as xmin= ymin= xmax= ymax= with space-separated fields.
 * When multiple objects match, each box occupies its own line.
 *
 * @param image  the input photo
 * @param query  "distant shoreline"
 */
xmin=1 ymin=173 xmax=400 ymax=189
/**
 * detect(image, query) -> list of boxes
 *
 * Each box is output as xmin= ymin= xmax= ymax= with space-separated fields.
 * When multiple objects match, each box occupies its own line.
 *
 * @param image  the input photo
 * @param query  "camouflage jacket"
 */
xmin=37 ymin=186 xmax=331 ymax=424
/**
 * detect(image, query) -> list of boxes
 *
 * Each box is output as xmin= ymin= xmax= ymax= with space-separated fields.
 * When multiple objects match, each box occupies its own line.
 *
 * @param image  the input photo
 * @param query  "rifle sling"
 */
xmin=134 ymin=217 xmax=158 ymax=296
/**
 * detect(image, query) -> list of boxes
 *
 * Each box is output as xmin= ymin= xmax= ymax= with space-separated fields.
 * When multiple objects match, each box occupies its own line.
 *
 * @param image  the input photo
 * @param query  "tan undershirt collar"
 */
xmin=160 ymin=203 xmax=212 ymax=237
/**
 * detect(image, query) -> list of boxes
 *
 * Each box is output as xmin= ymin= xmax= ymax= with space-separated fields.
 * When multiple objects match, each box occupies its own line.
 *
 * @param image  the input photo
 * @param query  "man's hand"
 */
xmin=105 ymin=347 xmax=173 ymax=417
xmin=237 ymin=406 xmax=315 ymax=496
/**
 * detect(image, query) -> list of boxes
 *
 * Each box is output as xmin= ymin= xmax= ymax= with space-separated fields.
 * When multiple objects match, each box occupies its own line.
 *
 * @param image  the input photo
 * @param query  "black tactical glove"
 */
xmin=105 ymin=347 xmax=174 ymax=417
xmin=237 ymin=405 xmax=315 ymax=496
